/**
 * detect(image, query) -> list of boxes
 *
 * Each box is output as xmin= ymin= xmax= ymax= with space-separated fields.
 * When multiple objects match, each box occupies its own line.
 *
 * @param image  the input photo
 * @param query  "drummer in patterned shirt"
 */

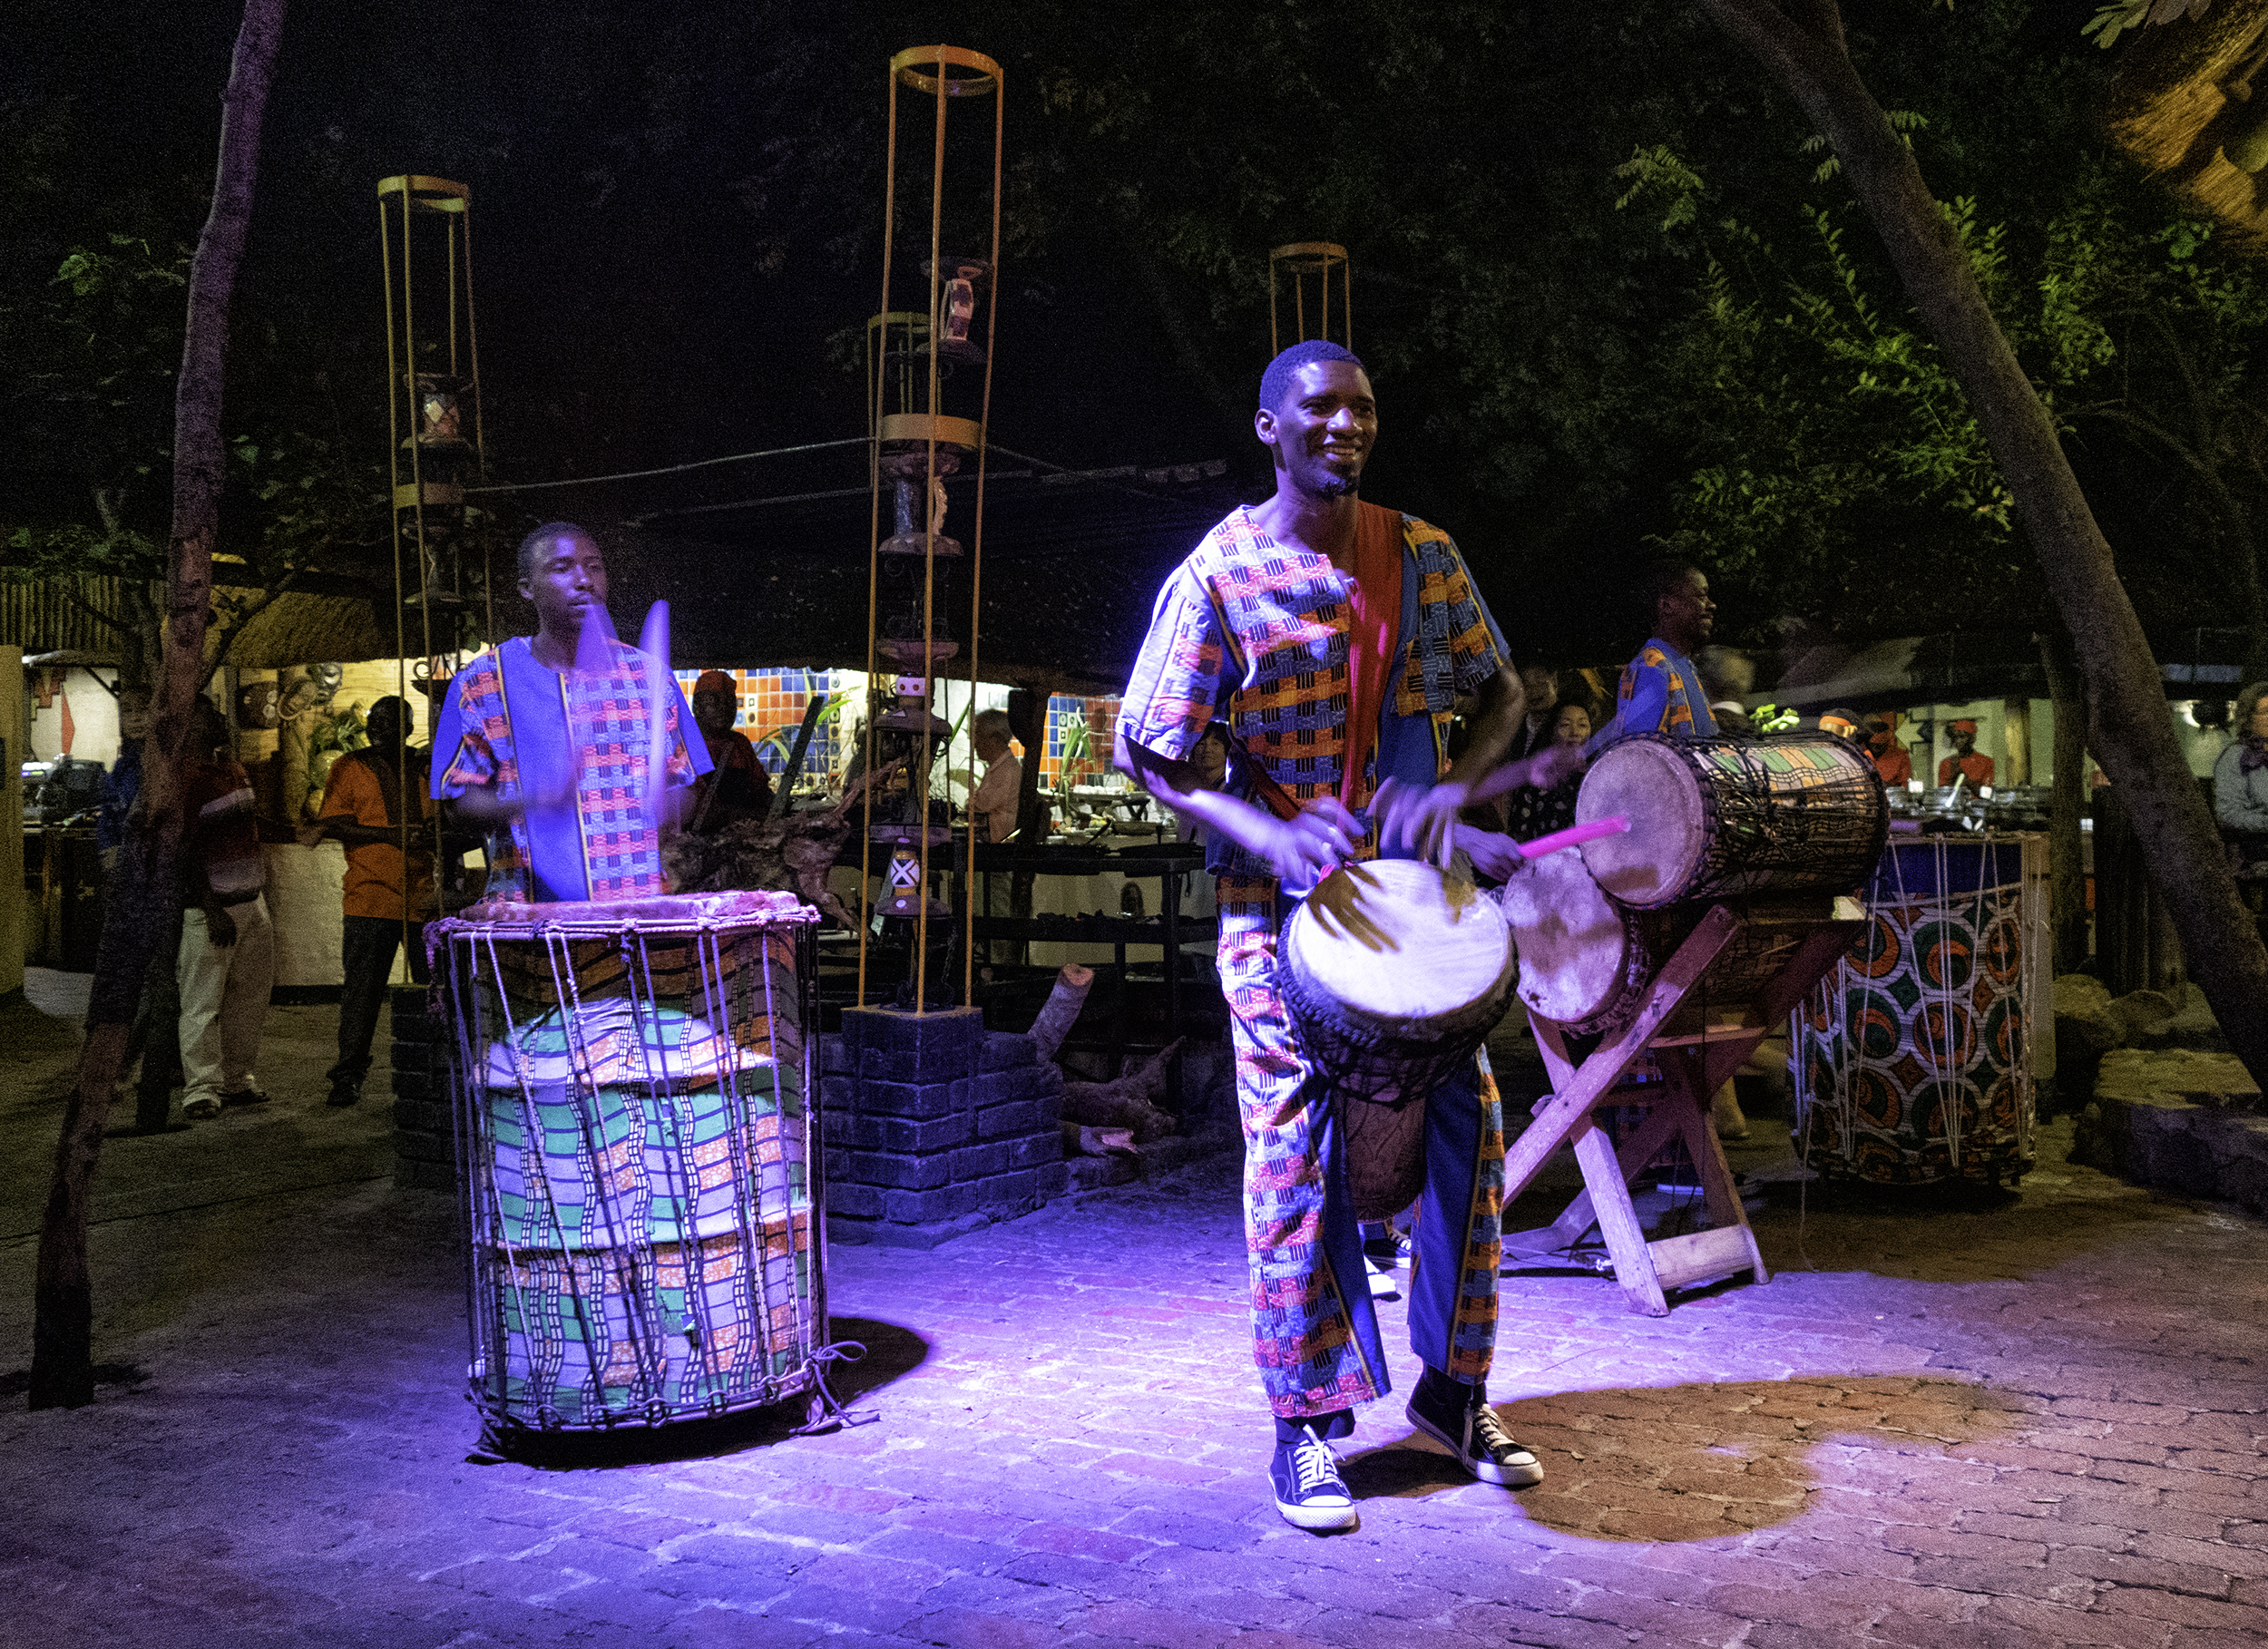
xmin=1588 ymin=560 xmax=1719 ymax=749
xmin=1118 ymin=339 xmax=1576 ymax=1533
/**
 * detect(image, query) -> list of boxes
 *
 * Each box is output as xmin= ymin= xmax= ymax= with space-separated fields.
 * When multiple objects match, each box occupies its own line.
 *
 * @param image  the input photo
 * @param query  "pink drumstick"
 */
xmin=1517 ymin=815 xmax=1630 ymax=860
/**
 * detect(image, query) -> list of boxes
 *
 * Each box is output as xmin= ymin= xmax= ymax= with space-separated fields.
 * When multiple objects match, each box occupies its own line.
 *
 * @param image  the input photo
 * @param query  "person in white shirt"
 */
xmin=969 ymin=708 xmax=1022 ymax=845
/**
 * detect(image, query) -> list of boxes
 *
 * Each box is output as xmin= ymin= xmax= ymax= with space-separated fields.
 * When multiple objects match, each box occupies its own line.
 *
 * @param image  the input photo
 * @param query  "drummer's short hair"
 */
xmin=517 ymin=521 xmax=595 ymax=581
xmin=1638 ymin=558 xmax=1705 ymax=618
xmin=1259 ymin=339 xmax=1365 ymax=415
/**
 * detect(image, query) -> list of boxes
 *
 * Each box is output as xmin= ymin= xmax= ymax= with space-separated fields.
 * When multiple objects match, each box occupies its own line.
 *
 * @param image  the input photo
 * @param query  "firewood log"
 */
xmin=664 ymin=762 xmax=902 ymax=925
xmin=1028 ymin=963 xmax=1093 ymax=1062
xmin=1060 ymin=1037 xmax=1185 ymax=1143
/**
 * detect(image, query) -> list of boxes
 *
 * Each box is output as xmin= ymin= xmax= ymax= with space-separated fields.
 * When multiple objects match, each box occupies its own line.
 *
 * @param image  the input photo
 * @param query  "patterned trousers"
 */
xmin=1217 ymin=873 xmax=1507 ymax=1420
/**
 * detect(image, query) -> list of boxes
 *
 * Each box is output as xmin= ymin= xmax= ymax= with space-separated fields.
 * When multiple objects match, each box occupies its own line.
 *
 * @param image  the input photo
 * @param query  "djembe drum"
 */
xmin=433 ymin=890 xmax=833 ymax=1439
xmin=1277 ymin=860 xmax=1518 ymax=1219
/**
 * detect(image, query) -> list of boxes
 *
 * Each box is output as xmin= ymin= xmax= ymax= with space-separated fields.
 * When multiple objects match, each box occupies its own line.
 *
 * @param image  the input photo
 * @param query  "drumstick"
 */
xmin=1515 ymin=815 xmax=1629 ymax=860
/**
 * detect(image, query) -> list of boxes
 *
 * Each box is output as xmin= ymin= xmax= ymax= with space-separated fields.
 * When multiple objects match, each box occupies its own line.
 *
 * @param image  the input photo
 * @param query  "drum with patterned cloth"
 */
xmin=433 ymin=890 xmax=844 ymax=1439
xmin=1793 ymin=838 xmax=2036 ymax=1186
xmin=1278 ymin=859 xmax=1518 ymax=1109
xmin=1577 ymin=733 xmax=1888 ymax=910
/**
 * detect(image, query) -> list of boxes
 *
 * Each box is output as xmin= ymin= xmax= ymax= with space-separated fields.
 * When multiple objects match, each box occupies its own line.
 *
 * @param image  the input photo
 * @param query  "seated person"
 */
xmin=687 ymin=669 xmax=773 ymax=833
xmin=1865 ymin=717 xmax=1912 ymax=785
xmin=1501 ymin=698 xmax=1594 ymax=849
xmin=1938 ymin=719 xmax=1994 ymax=788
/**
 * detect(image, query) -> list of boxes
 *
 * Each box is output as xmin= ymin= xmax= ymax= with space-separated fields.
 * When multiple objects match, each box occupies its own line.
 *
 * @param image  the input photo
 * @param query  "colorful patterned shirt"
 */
xmin=1613 ymin=639 xmax=1717 ymax=741
xmin=1119 ymin=503 xmax=1507 ymax=882
xmin=432 ymin=635 xmax=709 ymax=903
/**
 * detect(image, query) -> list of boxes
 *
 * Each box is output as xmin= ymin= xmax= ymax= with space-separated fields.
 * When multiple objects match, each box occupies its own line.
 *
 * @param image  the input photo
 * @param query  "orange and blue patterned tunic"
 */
xmin=1119 ymin=503 xmax=1511 ymax=1420
xmin=432 ymin=635 xmax=708 ymax=904
xmin=1614 ymin=639 xmax=1717 ymax=740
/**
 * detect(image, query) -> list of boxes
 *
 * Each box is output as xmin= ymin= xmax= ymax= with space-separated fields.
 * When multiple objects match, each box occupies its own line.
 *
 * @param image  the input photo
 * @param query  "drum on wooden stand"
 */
xmin=1500 ymin=847 xmax=1838 ymax=1039
xmin=433 ymin=890 xmax=840 ymax=1441
xmin=1577 ymin=733 xmax=1889 ymax=910
xmin=1277 ymin=860 xmax=1517 ymax=1220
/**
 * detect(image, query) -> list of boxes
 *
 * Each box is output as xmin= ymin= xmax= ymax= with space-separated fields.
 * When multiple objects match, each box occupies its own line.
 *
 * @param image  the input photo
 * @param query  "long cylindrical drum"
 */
xmin=434 ymin=890 xmax=824 ymax=1438
xmin=1278 ymin=859 xmax=1517 ymax=1107
xmin=1576 ymin=733 xmax=1888 ymax=910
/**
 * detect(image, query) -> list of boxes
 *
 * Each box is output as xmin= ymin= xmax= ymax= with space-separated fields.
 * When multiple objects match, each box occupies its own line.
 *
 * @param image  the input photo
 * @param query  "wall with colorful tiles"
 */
xmin=1042 ymin=694 xmax=1126 ymax=789
xmin=672 ymin=667 xmax=845 ymax=780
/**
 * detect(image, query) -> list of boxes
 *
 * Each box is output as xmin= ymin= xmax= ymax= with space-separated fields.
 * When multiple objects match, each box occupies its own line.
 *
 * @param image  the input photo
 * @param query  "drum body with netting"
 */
xmin=1577 ymin=734 xmax=1888 ymax=910
xmin=1278 ymin=859 xmax=1516 ymax=1110
xmin=1794 ymin=839 xmax=2036 ymax=1186
xmin=434 ymin=891 xmax=826 ymax=1436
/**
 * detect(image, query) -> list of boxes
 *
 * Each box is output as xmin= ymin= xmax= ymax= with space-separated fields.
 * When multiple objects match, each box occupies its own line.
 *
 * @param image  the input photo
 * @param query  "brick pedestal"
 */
xmin=822 ymin=1005 xmax=1066 ymax=1247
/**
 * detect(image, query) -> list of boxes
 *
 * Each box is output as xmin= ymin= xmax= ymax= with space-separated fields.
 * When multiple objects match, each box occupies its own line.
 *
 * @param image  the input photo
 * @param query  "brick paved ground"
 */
xmin=2 ymin=971 xmax=2263 ymax=1648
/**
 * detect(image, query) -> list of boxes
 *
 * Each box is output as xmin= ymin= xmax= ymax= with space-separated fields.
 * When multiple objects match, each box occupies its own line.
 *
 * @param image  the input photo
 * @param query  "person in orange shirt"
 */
xmin=1938 ymin=718 xmax=1995 ymax=788
xmin=300 ymin=696 xmax=436 ymax=1107
xmin=1865 ymin=717 xmax=1912 ymax=785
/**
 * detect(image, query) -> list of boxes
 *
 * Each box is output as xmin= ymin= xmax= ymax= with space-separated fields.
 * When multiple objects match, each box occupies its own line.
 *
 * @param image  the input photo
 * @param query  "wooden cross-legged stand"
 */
xmin=1499 ymin=903 xmax=1863 ymax=1316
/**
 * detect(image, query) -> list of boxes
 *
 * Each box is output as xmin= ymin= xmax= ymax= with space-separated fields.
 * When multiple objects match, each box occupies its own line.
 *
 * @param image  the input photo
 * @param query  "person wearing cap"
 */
xmin=1939 ymin=719 xmax=1995 ymax=788
xmin=688 ymin=669 xmax=773 ymax=833
xmin=298 ymin=694 xmax=436 ymax=1108
xmin=1866 ymin=716 xmax=1912 ymax=785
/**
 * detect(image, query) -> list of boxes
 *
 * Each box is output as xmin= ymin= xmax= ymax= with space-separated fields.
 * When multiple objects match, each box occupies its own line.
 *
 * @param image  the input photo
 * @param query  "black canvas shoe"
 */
xmin=1269 ymin=1425 xmax=1359 ymax=1531
xmin=1406 ymin=1384 xmax=1545 ymax=1488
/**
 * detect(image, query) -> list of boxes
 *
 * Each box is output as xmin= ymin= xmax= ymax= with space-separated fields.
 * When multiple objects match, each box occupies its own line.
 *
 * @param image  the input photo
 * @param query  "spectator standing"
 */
xmin=2217 ymin=682 xmax=2268 ymax=904
xmin=968 ymin=707 xmax=1022 ymax=845
xmin=688 ymin=670 xmax=772 ymax=833
xmin=1504 ymin=698 xmax=1594 ymax=846
xmin=1866 ymin=716 xmax=1913 ymax=785
xmin=1938 ymin=719 xmax=1995 ymax=787
xmin=1697 ymin=646 xmax=1755 ymax=739
xmin=1504 ymin=665 xmax=1560 ymax=763
xmin=298 ymin=695 xmax=435 ymax=1108
xmin=176 ymin=699 xmax=273 ymax=1120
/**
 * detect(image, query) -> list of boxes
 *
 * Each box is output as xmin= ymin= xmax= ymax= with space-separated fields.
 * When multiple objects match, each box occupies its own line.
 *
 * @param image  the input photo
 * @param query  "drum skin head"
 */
xmin=1285 ymin=860 xmax=1513 ymax=1030
xmin=1578 ymin=739 xmax=1703 ymax=905
xmin=1496 ymin=848 xmax=1630 ymax=1027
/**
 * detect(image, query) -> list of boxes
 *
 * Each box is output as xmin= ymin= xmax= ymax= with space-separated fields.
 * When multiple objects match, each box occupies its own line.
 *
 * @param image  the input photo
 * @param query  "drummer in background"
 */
xmin=1587 ymin=561 xmax=1718 ymax=749
xmin=687 ymin=669 xmax=773 ymax=833
xmin=1939 ymin=718 xmax=1995 ymax=788
xmin=1118 ymin=338 xmax=1577 ymax=1533
xmin=433 ymin=522 xmax=710 ymax=904
xmin=1865 ymin=716 xmax=1913 ymax=786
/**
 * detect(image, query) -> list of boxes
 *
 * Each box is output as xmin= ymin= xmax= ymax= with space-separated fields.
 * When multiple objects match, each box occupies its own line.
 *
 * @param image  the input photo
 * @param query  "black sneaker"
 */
xmin=1269 ymin=1425 xmax=1358 ymax=1531
xmin=325 ymin=1082 xmax=361 ymax=1108
xmin=1406 ymin=1386 xmax=1545 ymax=1488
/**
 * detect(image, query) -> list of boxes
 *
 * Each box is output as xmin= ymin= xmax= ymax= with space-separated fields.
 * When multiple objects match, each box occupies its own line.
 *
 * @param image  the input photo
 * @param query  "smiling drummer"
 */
xmin=1117 ymin=340 xmax=1575 ymax=1531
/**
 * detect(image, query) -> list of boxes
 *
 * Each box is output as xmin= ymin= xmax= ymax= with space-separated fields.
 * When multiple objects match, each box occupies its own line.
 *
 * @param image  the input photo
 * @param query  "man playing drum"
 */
xmin=1118 ymin=339 xmax=1573 ymax=1532
xmin=433 ymin=522 xmax=709 ymax=905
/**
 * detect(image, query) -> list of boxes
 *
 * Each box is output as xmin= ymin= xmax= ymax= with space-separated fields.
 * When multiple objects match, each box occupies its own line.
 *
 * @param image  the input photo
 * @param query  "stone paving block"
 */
xmin=661 ymin=1606 xmax=833 ymax=1648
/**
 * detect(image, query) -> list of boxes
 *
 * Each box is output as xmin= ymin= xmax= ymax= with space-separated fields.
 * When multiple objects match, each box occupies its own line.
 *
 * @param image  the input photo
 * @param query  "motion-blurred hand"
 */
xmin=1260 ymin=798 xmax=1361 ymax=886
xmin=1375 ymin=776 xmax=1466 ymax=866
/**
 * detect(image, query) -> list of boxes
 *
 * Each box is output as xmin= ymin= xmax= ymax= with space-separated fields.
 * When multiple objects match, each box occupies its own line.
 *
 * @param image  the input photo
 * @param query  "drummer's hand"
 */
xmin=1459 ymin=825 xmax=1527 ymax=882
xmin=1526 ymin=740 xmax=1586 ymax=791
xmin=1306 ymin=860 xmax=1395 ymax=951
xmin=1259 ymin=798 xmax=1360 ymax=885
xmin=1376 ymin=776 xmax=1467 ymax=866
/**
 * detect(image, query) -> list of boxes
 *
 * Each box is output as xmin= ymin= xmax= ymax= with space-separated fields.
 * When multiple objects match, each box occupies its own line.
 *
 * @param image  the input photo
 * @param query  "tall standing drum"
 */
xmin=1577 ymin=733 xmax=1888 ymax=910
xmin=433 ymin=891 xmax=832 ymax=1439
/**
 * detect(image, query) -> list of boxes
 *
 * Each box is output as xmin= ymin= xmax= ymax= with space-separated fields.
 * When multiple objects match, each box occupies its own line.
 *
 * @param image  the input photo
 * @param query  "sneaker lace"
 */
xmin=1469 ymin=1403 xmax=1525 ymax=1458
xmin=1290 ymin=1429 xmax=1345 ymax=1495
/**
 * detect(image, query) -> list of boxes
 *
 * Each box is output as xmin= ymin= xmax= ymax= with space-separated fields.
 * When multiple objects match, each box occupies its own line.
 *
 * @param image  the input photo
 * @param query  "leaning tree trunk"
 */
xmin=29 ymin=0 xmax=289 ymax=1411
xmin=2039 ymin=629 xmax=2092 ymax=978
xmin=1697 ymin=0 xmax=2268 ymax=1093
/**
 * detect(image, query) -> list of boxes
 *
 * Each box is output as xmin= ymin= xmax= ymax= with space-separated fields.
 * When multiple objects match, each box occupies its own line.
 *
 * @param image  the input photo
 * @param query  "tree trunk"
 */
xmin=1697 ymin=0 xmax=2268 ymax=1091
xmin=29 ymin=0 xmax=288 ymax=1411
xmin=2039 ymin=629 xmax=2091 ymax=978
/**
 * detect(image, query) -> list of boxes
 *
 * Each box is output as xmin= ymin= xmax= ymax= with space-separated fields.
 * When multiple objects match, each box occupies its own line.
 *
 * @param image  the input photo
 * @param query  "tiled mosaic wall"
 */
xmin=674 ymin=667 xmax=837 ymax=776
xmin=1041 ymin=693 xmax=1123 ymax=788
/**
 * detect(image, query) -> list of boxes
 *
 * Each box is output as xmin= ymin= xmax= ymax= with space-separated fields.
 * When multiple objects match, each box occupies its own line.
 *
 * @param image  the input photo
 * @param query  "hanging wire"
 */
xmin=858 ymin=60 xmax=902 ymax=1012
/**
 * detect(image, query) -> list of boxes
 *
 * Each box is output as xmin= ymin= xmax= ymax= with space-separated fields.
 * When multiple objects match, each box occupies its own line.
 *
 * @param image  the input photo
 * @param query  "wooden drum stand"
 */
xmin=1500 ymin=901 xmax=1863 ymax=1316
